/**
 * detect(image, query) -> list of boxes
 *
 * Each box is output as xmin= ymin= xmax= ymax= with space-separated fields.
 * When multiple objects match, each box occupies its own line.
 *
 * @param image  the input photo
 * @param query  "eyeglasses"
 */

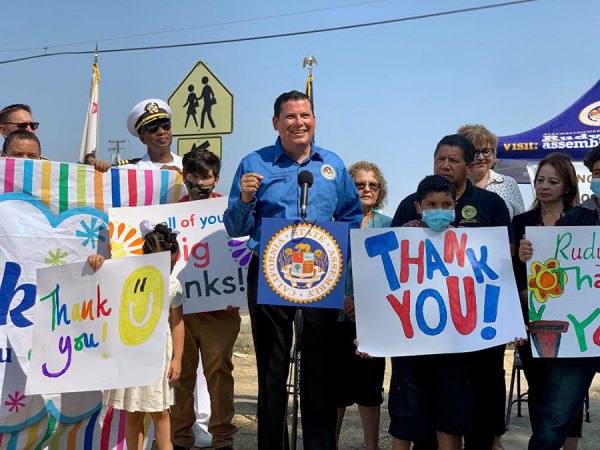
xmin=144 ymin=120 xmax=172 ymax=133
xmin=474 ymin=148 xmax=494 ymax=158
xmin=355 ymin=181 xmax=380 ymax=192
xmin=2 ymin=121 xmax=39 ymax=131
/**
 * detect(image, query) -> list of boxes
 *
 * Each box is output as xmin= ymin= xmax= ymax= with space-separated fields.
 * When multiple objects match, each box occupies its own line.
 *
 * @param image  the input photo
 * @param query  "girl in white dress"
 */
xmin=87 ymin=223 xmax=185 ymax=450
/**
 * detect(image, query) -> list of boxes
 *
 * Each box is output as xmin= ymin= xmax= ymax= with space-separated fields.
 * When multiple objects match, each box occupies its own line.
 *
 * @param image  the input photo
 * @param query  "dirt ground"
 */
xmin=224 ymin=316 xmax=600 ymax=449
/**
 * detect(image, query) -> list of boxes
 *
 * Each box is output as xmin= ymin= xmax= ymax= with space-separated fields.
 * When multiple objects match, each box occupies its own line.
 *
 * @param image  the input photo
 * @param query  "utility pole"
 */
xmin=107 ymin=139 xmax=126 ymax=163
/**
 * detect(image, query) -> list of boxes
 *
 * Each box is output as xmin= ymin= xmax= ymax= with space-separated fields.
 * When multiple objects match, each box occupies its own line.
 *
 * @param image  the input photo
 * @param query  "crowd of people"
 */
xmin=1 ymin=91 xmax=599 ymax=450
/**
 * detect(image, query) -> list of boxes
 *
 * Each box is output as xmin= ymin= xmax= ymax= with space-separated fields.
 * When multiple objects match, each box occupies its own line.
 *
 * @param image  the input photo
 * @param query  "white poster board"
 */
xmin=525 ymin=226 xmax=600 ymax=358
xmin=27 ymin=252 xmax=171 ymax=394
xmin=351 ymin=227 xmax=525 ymax=357
xmin=109 ymin=196 xmax=248 ymax=313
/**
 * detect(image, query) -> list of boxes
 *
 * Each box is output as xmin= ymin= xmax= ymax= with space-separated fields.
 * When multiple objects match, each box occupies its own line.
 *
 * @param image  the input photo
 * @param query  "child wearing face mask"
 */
xmin=414 ymin=175 xmax=457 ymax=231
xmin=172 ymin=148 xmax=242 ymax=450
xmin=388 ymin=175 xmax=473 ymax=450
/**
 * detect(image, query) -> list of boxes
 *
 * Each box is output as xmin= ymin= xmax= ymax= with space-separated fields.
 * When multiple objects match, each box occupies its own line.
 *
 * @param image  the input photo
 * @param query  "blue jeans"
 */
xmin=528 ymin=357 xmax=599 ymax=450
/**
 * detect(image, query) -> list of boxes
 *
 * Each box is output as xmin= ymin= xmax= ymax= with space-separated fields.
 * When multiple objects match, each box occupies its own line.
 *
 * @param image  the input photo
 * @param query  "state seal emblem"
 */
xmin=579 ymin=101 xmax=600 ymax=127
xmin=262 ymin=223 xmax=343 ymax=303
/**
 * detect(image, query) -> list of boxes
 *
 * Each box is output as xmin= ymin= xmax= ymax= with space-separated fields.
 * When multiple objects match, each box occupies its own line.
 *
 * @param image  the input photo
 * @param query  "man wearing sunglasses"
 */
xmin=0 ymin=104 xmax=39 ymax=139
xmin=94 ymin=99 xmax=183 ymax=172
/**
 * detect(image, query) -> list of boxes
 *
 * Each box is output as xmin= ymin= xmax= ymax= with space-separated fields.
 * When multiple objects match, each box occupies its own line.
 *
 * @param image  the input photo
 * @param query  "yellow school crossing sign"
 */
xmin=169 ymin=61 xmax=233 ymax=137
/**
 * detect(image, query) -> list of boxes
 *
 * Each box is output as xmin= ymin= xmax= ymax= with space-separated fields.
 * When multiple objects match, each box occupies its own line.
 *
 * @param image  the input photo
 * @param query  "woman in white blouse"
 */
xmin=459 ymin=124 xmax=525 ymax=219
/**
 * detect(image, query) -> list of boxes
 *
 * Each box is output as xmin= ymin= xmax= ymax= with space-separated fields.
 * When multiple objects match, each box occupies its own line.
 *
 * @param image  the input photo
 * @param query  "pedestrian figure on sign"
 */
xmin=200 ymin=76 xmax=216 ymax=129
xmin=183 ymin=84 xmax=200 ymax=128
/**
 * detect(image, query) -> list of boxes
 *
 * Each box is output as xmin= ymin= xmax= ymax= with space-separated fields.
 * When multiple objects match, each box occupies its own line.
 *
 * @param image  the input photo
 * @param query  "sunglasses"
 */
xmin=474 ymin=148 xmax=494 ymax=157
xmin=144 ymin=120 xmax=172 ymax=133
xmin=3 ymin=121 xmax=39 ymax=131
xmin=355 ymin=181 xmax=380 ymax=192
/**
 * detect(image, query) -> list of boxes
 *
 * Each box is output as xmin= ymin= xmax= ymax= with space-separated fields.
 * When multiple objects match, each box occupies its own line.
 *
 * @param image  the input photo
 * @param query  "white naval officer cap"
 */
xmin=126 ymin=99 xmax=172 ymax=137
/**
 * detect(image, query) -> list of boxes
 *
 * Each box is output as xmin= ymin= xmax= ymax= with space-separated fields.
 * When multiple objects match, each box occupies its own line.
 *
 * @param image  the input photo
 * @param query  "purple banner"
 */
xmin=495 ymin=80 xmax=600 ymax=182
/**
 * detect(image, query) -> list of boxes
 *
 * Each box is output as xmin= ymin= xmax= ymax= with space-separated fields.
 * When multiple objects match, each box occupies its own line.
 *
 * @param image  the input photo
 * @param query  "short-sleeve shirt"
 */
xmin=169 ymin=275 xmax=184 ymax=309
xmin=484 ymin=170 xmax=525 ymax=219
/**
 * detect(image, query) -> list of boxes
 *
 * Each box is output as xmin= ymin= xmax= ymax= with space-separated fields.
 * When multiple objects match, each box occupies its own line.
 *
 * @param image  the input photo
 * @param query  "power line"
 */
xmin=0 ymin=0 xmax=535 ymax=66
xmin=0 ymin=0 xmax=396 ymax=54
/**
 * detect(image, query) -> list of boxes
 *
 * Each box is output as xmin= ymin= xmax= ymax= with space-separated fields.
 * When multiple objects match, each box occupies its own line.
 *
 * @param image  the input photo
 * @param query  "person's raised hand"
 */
xmin=240 ymin=172 xmax=263 ymax=203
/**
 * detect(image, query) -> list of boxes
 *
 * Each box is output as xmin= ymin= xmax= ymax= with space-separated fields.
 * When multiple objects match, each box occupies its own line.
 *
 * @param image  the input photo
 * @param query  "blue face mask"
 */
xmin=590 ymin=179 xmax=600 ymax=198
xmin=421 ymin=209 xmax=455 ymax=231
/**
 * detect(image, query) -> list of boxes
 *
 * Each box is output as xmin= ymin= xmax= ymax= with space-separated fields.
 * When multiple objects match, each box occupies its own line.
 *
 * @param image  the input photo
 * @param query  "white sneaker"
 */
xmin=192 ymin=422 xmax=212 ymax=449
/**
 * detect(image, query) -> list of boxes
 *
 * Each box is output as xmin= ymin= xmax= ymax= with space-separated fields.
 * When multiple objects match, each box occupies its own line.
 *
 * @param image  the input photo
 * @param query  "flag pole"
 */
xmin=303 ymin=55 xmax=317 ymax=106
xmin=79 ymin=44 xmax=100 ymax=163
xmin=303 ymin=54 xmax=317 ymax=144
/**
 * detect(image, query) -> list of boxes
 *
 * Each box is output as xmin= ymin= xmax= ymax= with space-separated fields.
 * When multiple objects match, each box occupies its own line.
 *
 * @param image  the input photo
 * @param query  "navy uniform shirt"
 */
xmin=391 ymin=179 xmax=515 ymax=245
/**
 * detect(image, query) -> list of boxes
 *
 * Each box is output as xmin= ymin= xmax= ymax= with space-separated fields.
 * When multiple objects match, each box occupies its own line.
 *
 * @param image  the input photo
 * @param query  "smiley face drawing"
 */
xmin=119 ymin=266 xmax=165 ymax=346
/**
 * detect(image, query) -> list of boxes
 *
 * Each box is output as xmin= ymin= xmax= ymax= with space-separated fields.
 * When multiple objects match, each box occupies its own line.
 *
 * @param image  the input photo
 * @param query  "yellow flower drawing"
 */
xmin=527 ymin=258 xmax=568 ymax=304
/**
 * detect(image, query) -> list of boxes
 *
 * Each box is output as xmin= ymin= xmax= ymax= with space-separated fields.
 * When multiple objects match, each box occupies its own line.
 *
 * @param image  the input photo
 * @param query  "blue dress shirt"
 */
xmin=224 ymin=138 xmax=363 ymax=252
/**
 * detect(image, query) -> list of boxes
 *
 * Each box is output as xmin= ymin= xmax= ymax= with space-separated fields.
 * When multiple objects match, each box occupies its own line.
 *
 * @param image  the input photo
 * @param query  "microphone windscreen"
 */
xmin=298 ymin=170 xmax=314 ymax=187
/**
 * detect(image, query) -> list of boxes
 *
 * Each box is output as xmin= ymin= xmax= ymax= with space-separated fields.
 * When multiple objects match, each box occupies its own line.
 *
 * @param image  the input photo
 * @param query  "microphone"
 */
xmin=112 ymin=158 xmax=142 ymax=166
xmin=298 ymin=170 xmax=314 ymax=220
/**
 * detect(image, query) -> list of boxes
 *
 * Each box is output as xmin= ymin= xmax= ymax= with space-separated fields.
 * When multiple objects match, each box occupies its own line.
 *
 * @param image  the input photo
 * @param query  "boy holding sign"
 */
xmin=390 ymin=134 xmax=513 ymax=450
xmin=388 ymin=175 xmax=472 ymax=450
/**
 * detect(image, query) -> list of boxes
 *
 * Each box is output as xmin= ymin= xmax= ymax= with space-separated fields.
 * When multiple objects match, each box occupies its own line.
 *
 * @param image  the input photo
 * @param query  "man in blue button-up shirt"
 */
xmin=224 ymin=90 xmax=362 ymax=450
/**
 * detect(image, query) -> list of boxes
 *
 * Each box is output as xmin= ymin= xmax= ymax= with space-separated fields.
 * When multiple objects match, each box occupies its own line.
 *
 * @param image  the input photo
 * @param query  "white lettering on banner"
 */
xmin=542 ymin=140 xmax=599 ymax=150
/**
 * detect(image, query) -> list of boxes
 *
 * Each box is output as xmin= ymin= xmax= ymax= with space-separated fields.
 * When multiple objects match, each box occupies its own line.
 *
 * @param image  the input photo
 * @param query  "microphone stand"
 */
xmin=289 ymin=306 xmax=303 ymax=450
xmin=289 ymin=206 xmax=309 ymax=450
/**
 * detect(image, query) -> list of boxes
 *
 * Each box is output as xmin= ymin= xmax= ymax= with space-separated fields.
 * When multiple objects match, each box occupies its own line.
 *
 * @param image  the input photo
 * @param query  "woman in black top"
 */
xmin=513 ymin=152 xmax=583 ymax=450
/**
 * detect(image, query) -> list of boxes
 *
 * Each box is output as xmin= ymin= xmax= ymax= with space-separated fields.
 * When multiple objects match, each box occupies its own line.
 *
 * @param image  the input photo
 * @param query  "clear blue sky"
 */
xmin=1 ymin=0 xmax=598 ymax=215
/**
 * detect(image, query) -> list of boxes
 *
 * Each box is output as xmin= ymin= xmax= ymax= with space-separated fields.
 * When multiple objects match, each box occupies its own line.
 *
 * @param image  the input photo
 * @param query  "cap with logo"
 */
xmin=126 ymin=99 xmax=172 ymax=137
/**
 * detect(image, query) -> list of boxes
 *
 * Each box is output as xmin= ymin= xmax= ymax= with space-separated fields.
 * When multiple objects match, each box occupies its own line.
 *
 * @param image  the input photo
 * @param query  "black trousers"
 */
xmin=247 ymin=255 xmax=338 ymax=450
xmin=463 ymin=345 xmax=507 ymax=450
xmin=413 ymin=345 xmax=507 ymax=450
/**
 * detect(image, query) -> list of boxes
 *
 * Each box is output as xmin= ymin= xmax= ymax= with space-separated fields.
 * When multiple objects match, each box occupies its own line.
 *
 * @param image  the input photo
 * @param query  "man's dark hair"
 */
xmin=416 ymin=175 xmax=457 ymax=202
xmin=273 ymin=90 xmax=313 ymax=119
xmin=0 ymin=104 xmax=32 ymax=124
xmin=583 ymin=144 xmax=600 ymax=172
xmin=434 ymin=134 xmax=476 ymax=165
xmin=182 ymin=148 xmax=221 ymax=177
xmin=2 ymin=130 xmax=41 ymax=154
